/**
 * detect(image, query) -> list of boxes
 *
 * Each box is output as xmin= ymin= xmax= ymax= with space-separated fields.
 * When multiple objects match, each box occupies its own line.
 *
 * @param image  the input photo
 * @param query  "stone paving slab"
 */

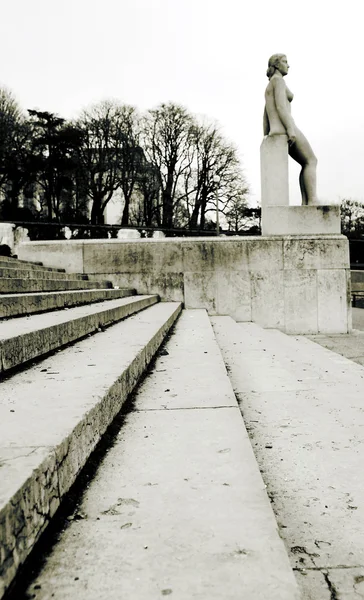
xmin=17 ymin=310 xmax=300 ymax=600
xmin=0 ymin=295 xmax=159 ymax=373
xmin=0 ymin=288 xmax=136 ymax=319
xmin=0 ymin=301 xmax=182 ymax=598
xmin=212 ymin=315 xmax=364 ymax=599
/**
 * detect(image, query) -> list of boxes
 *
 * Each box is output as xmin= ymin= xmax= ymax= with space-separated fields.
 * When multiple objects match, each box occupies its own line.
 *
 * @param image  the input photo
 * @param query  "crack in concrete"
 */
xmin=134 ymin=405 xmax=236 ymax=412
xmin=294 ymin=566 xmax=364 ymax=571
xmin=323 ymin=571 xmax=340 ymax=600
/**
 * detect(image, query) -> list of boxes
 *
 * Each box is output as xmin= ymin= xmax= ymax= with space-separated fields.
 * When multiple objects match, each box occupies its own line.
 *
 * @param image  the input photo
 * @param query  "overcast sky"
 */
xmin=0 ymin=0 xmax=363 ymax=206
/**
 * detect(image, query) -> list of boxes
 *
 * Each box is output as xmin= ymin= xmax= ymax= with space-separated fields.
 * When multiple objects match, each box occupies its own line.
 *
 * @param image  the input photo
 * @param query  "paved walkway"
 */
xmin=308 ymin=307 xmax=364 ymax=366
xmin=213 ymin=308 xmax=364 ymax=600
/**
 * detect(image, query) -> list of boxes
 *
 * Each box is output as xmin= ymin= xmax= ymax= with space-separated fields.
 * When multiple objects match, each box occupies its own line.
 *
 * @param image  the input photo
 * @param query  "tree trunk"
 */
xmin=90 ymin=198 xmax=104 ymax=225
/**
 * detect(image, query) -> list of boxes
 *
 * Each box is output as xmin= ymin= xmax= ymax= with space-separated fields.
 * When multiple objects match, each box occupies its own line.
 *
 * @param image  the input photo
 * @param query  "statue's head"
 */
xmin=266 ymin=54 xmax=289 ymax=79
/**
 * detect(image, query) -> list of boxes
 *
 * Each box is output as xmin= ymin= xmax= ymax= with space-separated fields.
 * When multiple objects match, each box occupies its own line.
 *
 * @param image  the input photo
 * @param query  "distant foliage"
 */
xmin=341 ymin=199 xmax=364 ymax=238
xmin=0 ymin=87 xmax=252 ymax=232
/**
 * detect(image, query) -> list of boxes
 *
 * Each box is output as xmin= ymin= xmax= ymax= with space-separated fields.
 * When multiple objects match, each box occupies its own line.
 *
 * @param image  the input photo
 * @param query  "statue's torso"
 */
xmin=265 ymin=76 xmax=294 ymax=134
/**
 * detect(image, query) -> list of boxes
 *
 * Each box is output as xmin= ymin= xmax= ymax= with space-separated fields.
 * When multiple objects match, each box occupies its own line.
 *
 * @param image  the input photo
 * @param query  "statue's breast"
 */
xmin=286 ymin=87 xmax=294 ymax=102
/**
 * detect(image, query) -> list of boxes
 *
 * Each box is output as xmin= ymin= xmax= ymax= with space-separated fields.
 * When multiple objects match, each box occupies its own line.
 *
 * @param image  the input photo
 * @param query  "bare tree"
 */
xmin=0 ymin=87 xmax=25 ymax=208
xmin=142 ymin=103 xmax=195 ymax=228
xmin=185 ymin=123 xmax=249 ymax=230
xmin=76 ymin=101 xmax=125 ymax=224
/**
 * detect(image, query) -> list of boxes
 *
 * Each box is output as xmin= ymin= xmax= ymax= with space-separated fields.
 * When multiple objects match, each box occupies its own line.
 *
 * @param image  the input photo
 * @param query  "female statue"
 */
xmin=264 ymin=54 xmax=318 ymax=205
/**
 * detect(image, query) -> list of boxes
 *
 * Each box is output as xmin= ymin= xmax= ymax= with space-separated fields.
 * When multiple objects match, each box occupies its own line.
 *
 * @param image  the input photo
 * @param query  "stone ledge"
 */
xmin=262 ymin=205 xmax=341 ymax=235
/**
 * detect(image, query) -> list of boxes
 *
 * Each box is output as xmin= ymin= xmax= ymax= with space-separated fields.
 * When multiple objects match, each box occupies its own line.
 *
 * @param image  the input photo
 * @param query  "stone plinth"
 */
xmin=262 ymin=205 xmax=341 ymax=236
xmin=18 ymin=236 xmax=352 ymax=334
xmin=260 ymin=135 xmax=289 ymax=207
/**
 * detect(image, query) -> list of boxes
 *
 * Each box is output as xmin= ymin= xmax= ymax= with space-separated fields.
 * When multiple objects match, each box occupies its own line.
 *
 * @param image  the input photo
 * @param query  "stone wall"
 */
xmin=18 ymin=236 xmax=352 ymax=334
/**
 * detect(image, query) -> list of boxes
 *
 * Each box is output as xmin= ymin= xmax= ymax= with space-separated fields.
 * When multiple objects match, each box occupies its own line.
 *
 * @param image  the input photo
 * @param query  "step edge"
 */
xmin=0 ymin=295 xmax=160 ymax=374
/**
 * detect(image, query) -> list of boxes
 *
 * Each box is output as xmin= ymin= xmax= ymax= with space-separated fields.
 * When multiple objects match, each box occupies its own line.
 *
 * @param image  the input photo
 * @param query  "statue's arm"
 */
xmin=273 ymin=78 xmax=296 ymax=141
xmin=263 ymin=107 xmax=270 ymax=136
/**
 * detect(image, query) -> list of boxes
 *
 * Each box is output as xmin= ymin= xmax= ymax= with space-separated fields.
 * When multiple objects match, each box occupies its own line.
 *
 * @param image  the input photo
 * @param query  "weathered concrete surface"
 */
xmin=0 ymin=257 xmax=63 ymax=272
xmin=0 ymin=277 xmax=113 ymax=293
xmin=212 ymin=316 xmax=364 ymax=599
xmin=0 ymin=267 xmax=87 ymax=280
xmin=18 ymin=310 xmax=300 ymax=600
xmin=0 ymin=295 xmax=158 ymax=373
xmin=0 ymin=288 xmax=135 ymax=319
xmin=18 ymin=236 xmax=351 ymax=334
xmin=0 ymin=302 xmax=182 ymax=598
xmin=262 ymin=205 xmax=341 ymax=236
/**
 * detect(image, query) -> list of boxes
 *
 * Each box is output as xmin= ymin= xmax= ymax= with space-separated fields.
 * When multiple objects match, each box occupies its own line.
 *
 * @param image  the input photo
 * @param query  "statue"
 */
xmin=263 ymin=54 xmax=318 ymax=205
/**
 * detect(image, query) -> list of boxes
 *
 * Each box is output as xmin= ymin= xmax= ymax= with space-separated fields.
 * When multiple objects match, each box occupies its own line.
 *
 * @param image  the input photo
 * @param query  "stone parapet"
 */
xmin=18 ymin=236 xmax=352 ymax=334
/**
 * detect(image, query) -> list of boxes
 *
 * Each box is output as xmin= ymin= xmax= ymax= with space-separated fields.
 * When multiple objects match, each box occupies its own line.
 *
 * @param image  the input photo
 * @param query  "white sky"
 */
xmin=0 ymin=0 xmax=363 ymax=206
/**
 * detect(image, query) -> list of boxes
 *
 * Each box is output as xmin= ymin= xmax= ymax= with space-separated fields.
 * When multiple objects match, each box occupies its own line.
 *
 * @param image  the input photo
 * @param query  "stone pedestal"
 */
xmin=260 ymin=134 xmax=289 ymax=206
xmin=262 ymin=205 xmax=341 ymax=236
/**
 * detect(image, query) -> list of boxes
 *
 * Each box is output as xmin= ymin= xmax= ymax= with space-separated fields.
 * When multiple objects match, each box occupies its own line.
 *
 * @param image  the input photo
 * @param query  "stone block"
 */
xmin=260 ymin=134 xmax=289 ymax=207
xmin=247 ymin=239 xmax=283 ymax=270
xmin=283 ymin=236 xmax=349 ymax=270
xmin=251 ymin=270 xmax=284 ymax=328
xmin=283 ymin=270 xmax=318 ymax=334
xmin=18 ymin=241 xmax=84 ymax=272
xmin=0 ymin=223 xmax=14 ymax=250
xmin=317 ymin=269 xmax=351 ymax=333
xmin=182 ymin=240 xmax=216 ymax=271
xmin=262 ymin=205 xmax=341 ymax=236
xmin=116 ymin=228 xmax=141 ymax=239
xmin=184 ymin=271 xmax=217 ymax=313
xmin=216 ymin=270 xmax=252 ymax=321
xmin=83 ymin=240 xmax=183 ymax=274
xmin=214 ymin=239 xmax=249 ymax=271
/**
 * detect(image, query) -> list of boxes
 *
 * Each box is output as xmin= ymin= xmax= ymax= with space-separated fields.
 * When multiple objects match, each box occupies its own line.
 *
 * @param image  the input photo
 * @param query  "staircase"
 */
xmin=0 ymin=256 xmax=182 ymax=598
xmin=7 ymin=254 xmax=362 ymax=598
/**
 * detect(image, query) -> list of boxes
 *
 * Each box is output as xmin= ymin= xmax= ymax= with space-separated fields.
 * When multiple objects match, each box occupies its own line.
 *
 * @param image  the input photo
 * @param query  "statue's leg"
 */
xmin=289 ymin=130 xmax=318 ymax=205
xmin=300 ymin=158 xmax=318 ymax=205
xmin=299 ymin=170 xmax=308 ymax=205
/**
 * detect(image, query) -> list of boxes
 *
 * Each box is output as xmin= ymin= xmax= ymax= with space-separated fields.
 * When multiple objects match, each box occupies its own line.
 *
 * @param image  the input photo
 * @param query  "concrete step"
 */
xmin=0 ymin=278 xmax=113 ymax=294
xmin=0 ymin=267 xmax=88 ymax=281
xmin=0 ymin=256 xmax=65 ymax=271
xmin=10 ymin=309 xmax=300 ymax=600
xmin=0 ymin=288 xmax=136 ymax=319
xmin=211 ymin=316 xmax=364 ymax=600
xmin=0 ymin=294 xmax=159 ymax=374
xmin=0 ymin=301 xmax=182 ymax=598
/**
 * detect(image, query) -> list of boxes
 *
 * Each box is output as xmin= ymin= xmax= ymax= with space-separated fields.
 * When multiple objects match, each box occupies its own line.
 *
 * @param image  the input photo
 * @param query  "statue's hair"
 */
xmin=266 ymin=54 xmax=286 ymax=79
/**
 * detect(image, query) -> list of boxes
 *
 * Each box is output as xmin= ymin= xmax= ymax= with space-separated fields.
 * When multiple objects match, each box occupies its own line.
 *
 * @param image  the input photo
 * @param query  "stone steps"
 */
xmin=0 ymin=288 xmax=136 ymax=319
xmin=0 ymin=256 xmax=65 ymax=271
xmin=0 ymin=301 xmax=182 ymax=598
xmin=0 ymin=278 xmax=114 ymax=294
xmin=0 ymin=267 xmax=88 ymax=281
xmin=3 ymin=309 xmax=300 ymax=600
xmin=0 ymin=294 xmax=160 ymax=374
